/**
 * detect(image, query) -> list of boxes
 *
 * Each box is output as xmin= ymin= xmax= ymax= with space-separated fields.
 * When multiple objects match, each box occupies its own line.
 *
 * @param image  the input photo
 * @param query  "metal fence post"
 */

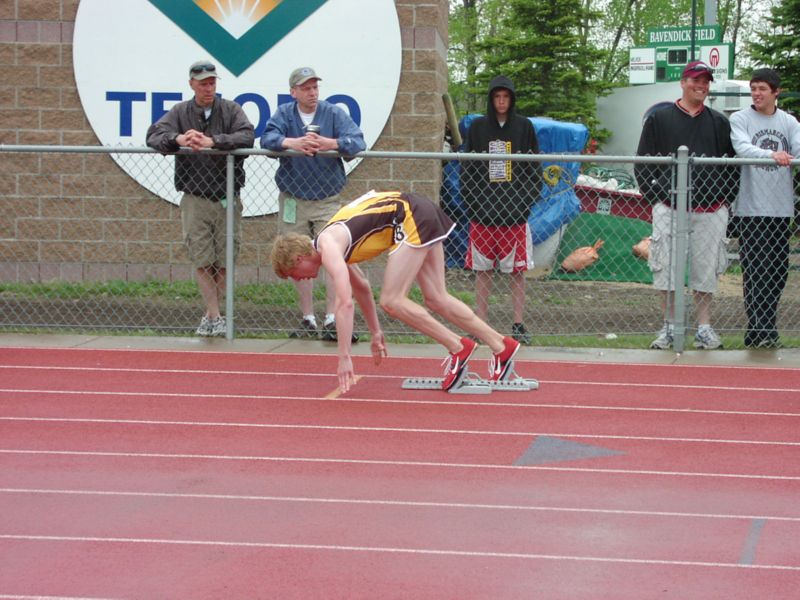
xmin=225 ymin=153 xmax=235 ymax=340
xmin=672 ymin=146 xmax=690 ymax=352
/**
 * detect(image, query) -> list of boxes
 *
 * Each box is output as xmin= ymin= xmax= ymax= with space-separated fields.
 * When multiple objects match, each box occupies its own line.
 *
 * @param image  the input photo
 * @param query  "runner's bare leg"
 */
xmin=381 ymin=243 xmax=505 ymax=354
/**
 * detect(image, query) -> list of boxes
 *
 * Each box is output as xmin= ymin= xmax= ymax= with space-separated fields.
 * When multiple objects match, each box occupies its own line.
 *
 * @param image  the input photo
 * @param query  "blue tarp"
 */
xmin=442 ymin=115 xmax=589 ymax=268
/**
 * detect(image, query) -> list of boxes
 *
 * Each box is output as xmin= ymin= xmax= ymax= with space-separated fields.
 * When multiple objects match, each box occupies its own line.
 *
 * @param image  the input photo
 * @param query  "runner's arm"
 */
xmin=317 ymin=233 xmax=357 ymax=392
xmin=349 ymin=264 xmax=387 ymax=365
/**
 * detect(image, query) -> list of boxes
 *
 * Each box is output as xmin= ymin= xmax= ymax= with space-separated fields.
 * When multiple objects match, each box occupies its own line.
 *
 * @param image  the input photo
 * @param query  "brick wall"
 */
xmin=0 ymin=0 xmax=449 ymax=283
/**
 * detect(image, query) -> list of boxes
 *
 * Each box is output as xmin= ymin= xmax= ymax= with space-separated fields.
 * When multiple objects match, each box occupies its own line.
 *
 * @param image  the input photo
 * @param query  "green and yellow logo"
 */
xmin=148 ymin=0 xmax=328 ymax=76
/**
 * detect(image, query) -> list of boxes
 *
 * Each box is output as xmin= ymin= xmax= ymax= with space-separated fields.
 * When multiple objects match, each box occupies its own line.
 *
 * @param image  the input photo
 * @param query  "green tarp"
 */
xmin=550 ymin=212 xmax=653 ymax=284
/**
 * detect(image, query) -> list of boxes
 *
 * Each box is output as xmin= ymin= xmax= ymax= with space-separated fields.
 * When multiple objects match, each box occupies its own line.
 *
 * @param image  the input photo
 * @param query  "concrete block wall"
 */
xmin=0 ymin=0 xmax=449 ymax=283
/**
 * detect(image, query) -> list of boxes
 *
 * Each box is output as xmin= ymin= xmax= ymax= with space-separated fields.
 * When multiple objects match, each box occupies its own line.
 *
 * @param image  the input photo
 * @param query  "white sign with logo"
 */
xmin=629 ymin=47 xmax=656 ymax=85
xmin=700 ymin=45 xmax=731 ymax=81
xmin=73 ymin=0 xmax=402 ymax=216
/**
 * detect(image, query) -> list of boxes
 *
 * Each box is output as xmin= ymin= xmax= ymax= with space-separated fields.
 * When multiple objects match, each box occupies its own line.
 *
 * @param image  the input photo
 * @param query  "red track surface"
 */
xmin=1 ymin=346 xmax=799 ymax=598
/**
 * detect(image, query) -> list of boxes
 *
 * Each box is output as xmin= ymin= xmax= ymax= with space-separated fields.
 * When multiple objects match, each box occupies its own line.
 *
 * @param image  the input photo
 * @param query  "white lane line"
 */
xmin=1 ymin=534 xmax=798 ymax=571
xmin=1 ymin=388 xmax=799 ymax=418
xmin=2 ymin=416 xmax=798 ymax=447
xmin=1 ymin=449 xmax=799 ymax=481
xmin=0 ymin=596 xmax=119 ymax=600
xmin=543 ymin=380 xmax=799 ymax=393
xmin=1 ymin=365 xmax=798 ymax=393
xmin=2 ymin=487 xmax=799 ymax=523
xmin=0 ymin=364 xmax=337 ymax=378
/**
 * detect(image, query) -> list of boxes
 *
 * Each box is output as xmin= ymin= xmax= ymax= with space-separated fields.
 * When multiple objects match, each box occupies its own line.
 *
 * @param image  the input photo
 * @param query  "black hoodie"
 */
xmin=461 ymin=76 xmax=542 ymax=226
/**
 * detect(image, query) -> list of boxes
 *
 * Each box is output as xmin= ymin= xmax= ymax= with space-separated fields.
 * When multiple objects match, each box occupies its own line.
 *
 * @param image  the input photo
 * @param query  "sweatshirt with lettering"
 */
xmin=730 ymin=105 xmax=800 ymax=217
xmin=460 ymin=76 xmax=542 ymax=226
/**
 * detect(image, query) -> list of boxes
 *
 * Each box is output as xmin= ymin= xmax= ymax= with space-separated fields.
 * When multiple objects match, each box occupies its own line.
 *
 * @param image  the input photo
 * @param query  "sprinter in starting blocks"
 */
xmin=270 ymin=190 xmax=529 ymax=394
xmin=402 ymin=360 xmax=539 ymax=394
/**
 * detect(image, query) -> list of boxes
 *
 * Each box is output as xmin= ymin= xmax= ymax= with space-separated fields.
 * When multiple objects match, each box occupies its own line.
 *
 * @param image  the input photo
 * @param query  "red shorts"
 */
xmin=465 ymin=222 xmax=533 ymax=273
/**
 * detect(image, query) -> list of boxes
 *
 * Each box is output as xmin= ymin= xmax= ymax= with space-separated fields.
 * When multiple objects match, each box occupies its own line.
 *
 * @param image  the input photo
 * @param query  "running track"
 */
xmin=1 ymin=345 xmax=799 ymax=599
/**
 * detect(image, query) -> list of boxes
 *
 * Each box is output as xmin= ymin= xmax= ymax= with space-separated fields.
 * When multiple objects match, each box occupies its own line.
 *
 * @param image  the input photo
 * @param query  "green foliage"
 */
xmin=483 ymin=0 xmax=611 ymax=139
xmin=748 ymin=0 xmax=800 ymax=115
xmin=0 ymin=280 xmax=199 ymax=301
xmin=0 ymin=279 xmax=300 ymax=307
xmin=448 ymin=0 xmax=783 ymax=143
xmin=448 ymin=0 xmax=481 ymax=113
xmin=407 ymin=285 xmax=476 ymax=306
xmin=448 ymin=0 xmax=612 ymax=143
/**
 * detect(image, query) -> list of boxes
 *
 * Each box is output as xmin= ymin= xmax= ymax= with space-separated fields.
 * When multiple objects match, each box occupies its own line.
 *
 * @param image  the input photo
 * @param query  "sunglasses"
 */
xmin=190 ymin=64 xmax=216 ymax=74
xmin=686 ymin=64 xmax=712 ymax=75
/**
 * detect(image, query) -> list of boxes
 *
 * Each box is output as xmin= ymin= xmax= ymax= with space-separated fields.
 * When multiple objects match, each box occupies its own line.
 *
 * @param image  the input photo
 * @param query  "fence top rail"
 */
xmin=690 ymin=155 xmax=800 ymax=167
xmin=0 ymin=144 xmax=795 ymax=167
xmin=0 ymin=143 xmax=672 ymax=164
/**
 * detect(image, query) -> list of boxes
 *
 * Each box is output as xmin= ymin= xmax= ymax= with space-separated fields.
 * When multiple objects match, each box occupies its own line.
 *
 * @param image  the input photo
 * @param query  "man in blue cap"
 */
xmin=262 ymin=67 xmax=366 ymax=343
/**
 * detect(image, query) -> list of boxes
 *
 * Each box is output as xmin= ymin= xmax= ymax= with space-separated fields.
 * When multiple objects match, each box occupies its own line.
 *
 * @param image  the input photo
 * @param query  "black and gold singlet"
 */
xmin=314 ymin=191 xmax=455 ymax=264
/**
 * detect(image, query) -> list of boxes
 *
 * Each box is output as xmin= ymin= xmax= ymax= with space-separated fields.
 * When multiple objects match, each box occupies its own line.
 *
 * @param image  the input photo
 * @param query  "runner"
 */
xmin=270 ymin=190 xmax=520 ymax=392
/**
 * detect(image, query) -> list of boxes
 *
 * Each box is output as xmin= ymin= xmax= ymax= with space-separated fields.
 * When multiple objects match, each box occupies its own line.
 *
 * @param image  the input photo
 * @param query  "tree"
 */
xmin=448 ymin=0 xmax=507 ymax=114
xmin=475 ymin=0 xmax=611 ymax=139
xmin=748 ymin=0 xmax=800 ymax=114
xmin=448 ymin=0 xmax=479 ymax=113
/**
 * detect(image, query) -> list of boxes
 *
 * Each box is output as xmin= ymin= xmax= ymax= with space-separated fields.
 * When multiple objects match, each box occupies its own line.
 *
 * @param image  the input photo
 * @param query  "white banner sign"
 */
xmin=629 ymin=48 xmax=656 ymax=85
xmin=73 ymin=0 xmax=402 ymax=216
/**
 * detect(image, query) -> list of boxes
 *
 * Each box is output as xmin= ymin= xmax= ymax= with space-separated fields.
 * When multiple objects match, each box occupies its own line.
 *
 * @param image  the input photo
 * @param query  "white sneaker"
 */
xmin=649 ymin=323 xmax=673 ymax=349
xmin=195 ymin=316 xmax=212 ymax=336
xmin=694 ymin=326 xmax=722 ymax=349
xmin=209 ymin=316 xmax=226 ymax=337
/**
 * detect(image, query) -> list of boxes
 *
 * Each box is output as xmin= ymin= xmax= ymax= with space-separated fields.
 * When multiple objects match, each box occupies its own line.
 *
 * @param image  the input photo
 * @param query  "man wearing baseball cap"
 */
xmin=635 ymin=60 xmax=740 ymax=350
xmin=147 ymin=61 xmax=254 ymax=337
xmin=730 ymin=67 xmax=800 ymax=348
xmin=261 ymin=67 xmax=365 ymax=342
xmin=681 ymin=60 xmax=715 ymax=81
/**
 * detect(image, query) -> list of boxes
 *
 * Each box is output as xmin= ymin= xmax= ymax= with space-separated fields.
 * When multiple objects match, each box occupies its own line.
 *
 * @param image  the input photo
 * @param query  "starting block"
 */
xmin=401 ymin=363 xmax=538 ymax=394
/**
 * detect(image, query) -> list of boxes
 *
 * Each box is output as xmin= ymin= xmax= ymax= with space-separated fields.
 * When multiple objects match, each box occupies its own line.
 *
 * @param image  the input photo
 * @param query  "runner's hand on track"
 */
xmin=371 ymin=332 xmax=387 ymax=365
xmin=337 ymin=355 xmax=355 ymax=393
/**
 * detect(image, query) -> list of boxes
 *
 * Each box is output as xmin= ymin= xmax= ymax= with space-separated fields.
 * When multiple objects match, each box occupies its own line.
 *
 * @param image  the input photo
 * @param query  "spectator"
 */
xmin=635 ymin=60 xmax=740 ymax=350
xmin=460 ymin=76 xmax=542 ymax=344
xmin=146 ymin=61 xmax=254 ymax=337
xmin=270 ymin=190 xmax=521 ymax=393
xmin=261 ymin=67 xmax=366 ymax=342
xmin=730 ymin=67 xmax=800 ymax=348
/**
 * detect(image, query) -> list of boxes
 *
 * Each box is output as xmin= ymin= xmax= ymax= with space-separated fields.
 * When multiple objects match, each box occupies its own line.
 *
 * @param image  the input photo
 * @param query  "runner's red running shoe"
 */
xmin=441 ymin=337 xmax=477 ymax=390
xmin=490 ymin=336 xmax=520 ymax=382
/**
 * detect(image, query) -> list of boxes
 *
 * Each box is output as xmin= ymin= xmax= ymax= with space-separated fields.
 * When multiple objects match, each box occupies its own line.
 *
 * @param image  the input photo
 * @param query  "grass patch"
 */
xmin=0 ymin=280 xmax=200 ymax=301
xmin=725 ymin=263 xmax=743 ymax=275
xmin=406 ymin=286 xmax=476 ymax=306
xmin=0 ymin=279 xmax=302 ymax=307
xmin=2 ymin=280 xmax=796 ymax=349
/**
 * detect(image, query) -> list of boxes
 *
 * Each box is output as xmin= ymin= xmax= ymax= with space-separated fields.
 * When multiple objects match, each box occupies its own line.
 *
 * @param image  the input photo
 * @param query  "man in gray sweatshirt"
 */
xmin=730 ymin=68 xmax=800 ymax=348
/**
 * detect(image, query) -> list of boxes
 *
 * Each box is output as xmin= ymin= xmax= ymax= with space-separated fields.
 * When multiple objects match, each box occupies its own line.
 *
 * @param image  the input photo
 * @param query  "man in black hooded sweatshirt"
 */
xmin=461 ymin=75 xmax=542 ymax=344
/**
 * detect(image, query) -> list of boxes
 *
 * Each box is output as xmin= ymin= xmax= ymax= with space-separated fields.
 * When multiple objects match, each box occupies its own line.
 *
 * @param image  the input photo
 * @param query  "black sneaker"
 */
xmin=745 ymin=330 xmax=781 ymax=349
xmin=289 ymin=318 xmax=318 ymax=339
xmin=744 ymin=337 xmax=783 ymax=350
xmin=511 ymin=322 xmax=531 ymax=345
xmin=321 ymin=321 xmax=359 ymax=343
xmin=753 ymin=338 xmax=783 ymax=349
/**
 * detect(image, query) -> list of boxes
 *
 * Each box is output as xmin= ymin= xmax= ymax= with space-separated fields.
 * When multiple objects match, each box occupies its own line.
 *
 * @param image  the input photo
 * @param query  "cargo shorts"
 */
xmin=180 ymin=192 xmax=242 ymax=269
xmin=649 ymin=202 xmax=729 ymax=293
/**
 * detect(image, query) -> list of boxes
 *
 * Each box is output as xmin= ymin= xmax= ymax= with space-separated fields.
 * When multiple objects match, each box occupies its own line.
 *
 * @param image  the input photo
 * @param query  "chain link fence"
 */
xmin=0 ymin=145 xmax=798 ymax=350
